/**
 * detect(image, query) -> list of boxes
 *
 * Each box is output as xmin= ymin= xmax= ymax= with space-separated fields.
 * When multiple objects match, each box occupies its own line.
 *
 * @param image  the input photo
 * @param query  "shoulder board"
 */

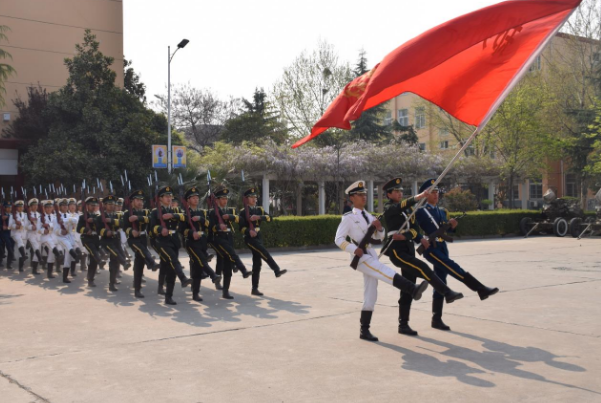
xmin=343 ymin=211 xmax=352 ymax=216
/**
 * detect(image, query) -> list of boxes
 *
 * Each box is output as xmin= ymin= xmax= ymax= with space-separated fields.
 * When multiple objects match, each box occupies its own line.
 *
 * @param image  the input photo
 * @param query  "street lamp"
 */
xmin=167 ymin=38 xmax=189 ymax=174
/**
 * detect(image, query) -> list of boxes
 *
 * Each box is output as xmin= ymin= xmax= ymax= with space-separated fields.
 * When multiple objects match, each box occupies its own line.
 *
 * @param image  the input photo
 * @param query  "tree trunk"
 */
xmin=508 ymin=174 xmax=514 ymax=210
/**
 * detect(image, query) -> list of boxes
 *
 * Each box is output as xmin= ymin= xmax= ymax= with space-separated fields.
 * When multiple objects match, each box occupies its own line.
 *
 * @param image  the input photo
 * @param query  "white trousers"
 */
xmin=11 ymin=231 xmax=26 ymax=250
xmin=39 ymin=234 xmax=57 ymax=263
xmin=356 ymin=254 xmax=398 ymax=311
xmin=27 ymin=232 xmax=41 ymax=262
xmin=56 ymin=235 xmax=75 ymax=267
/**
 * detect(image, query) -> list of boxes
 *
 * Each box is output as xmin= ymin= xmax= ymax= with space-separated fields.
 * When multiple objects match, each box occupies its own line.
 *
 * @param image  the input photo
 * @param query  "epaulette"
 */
xmin=343 ymin=211 xmax=353 ymax=216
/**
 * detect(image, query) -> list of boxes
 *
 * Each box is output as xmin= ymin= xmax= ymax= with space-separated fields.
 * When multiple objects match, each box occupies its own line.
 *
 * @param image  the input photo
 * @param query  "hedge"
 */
xmin=229 ymin=210 xmax=597 ymax=250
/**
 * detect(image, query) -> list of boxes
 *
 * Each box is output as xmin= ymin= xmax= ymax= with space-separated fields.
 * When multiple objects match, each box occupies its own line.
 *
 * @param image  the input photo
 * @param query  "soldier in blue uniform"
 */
xmin=1 ymin=201 xmax=15 ymax=269
xmin=415 ymin=179 xmax=499 ymax=331
xmin=239 ymin=187 xmax=287 ymax=296
xmin=381 ymin=177 xmax=463 ymax=336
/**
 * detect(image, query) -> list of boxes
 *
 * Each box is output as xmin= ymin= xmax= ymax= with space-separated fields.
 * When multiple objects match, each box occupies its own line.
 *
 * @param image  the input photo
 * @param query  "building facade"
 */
xmin=0 ymin=0 xmax=123 ymax=187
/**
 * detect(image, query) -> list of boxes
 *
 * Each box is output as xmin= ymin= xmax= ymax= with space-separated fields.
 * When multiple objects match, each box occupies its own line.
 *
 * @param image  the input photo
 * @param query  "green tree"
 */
xmin=220 ymin=88 xmax=287 ymax=145
xmin=483 ymin=77 xmax=559 ymax=207
xmin=124 ymin=59 xmax=146 ymax=103
xmin=349 ymin=51 xmax=392 ymax=143
xmin=1 ymin=85 xmax=49 ymax=141
xmin=0 ymin=25 xmax=16 ymax=108
xmin=20 ymin=30 xmax=169 ymax=188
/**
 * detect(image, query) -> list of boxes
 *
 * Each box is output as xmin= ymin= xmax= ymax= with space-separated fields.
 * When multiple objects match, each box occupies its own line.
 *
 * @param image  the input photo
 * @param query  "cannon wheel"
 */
xmin=569 ymin=217 xmax=582 ymax=238
xmin=519 ymin=217 xmax=534 ymax=236
xmin=553 ymin=217 xmax=568 ymax=237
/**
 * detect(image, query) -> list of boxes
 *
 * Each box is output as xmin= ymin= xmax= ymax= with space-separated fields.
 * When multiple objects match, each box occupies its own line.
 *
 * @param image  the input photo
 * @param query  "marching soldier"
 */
xmin=415 ymin=179 xmax=499 ymax=331
xmin=77 ymin=197 xmax=104 ymax=287
xmin=209 ymin=185 xmax=251 ymax=300
xmin=40 ymin=200 xmax=63 ymax=278
xmin=55 ymin=198 xmax=79 ymax=283
xmin=116 ymin=197 xmax=132 ymax=263
xmin=1 ymin=201 xmax=15 ymax=269
xmin=69 ymin=199 xmax=86 ymax=272
xmin=335 ymin=180 xmax=428 ymax=342
xmin=99 ymin=195 xmax=129 ymax=292
xmin=26 ymin=198 xmax=43 ymax=274
xmin=239 ymin=186 xmax=287 ymax=296
xmin=182 ymin=186 xmax=222 ymax=302
xmin=122 ymin=190 xmax=159 ymax=298
xmin=150 ymin=186 xmax=193 ymax=305
xmin=8 ymin=200 xmax=28 ymax=271
xmin=381 ymin=177 xmax=463 ymax=336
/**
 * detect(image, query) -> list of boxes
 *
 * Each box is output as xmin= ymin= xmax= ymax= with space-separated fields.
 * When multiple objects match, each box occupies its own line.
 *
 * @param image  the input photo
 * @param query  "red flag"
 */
xmin=292 ymin=0 xmax=581 ymax=148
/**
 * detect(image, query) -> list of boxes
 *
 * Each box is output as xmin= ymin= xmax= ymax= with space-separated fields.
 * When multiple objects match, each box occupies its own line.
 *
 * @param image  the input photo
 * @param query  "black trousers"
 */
xmin=0 ymin=231 xmax=15 ymax=263
xmin=210 ymin=235 xmax=240 ymax=292
xmin=244 ymin=233 xmax=280 ymax=289
xmin=102 ymin=237 xmax=128 ymax=267
xmin=186 ymin=238 xmax=217 ymax=293
xmin=128 ymin=235 xmax=155 ymax=291
xmin=82 ymin=237 xmax=101 ymax=282
xmin=387 ymin=244 xmax=437 ymax=309
xmin=155 ymin=234 xmax=187 ymax=288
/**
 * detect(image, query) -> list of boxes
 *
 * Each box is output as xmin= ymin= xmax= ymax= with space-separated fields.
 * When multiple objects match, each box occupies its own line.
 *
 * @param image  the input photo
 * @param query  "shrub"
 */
xmin=443 ymin=187 xmax=478 ymax=212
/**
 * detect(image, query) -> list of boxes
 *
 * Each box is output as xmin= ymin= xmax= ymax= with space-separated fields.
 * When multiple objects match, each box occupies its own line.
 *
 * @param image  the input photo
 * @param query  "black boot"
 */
xmin=47 ymin=263 xmax=55 ymax=279
xmin=135 ymin=289 xmax=145 ymax=298
xmin=192 ymin=278 xmax=202 ymax=302
xmin=35 ymin=249 xmax=42 ymax=263
xmin=251 ymin=288 xmax=264 ymax=296
xmin=222 ymin=290 xmax=234 ymax=299
xmin=212 ymin=274 xmax=223 ymax=290
xmin=180 ymin=277 xmax=193 ymax=288
xmin=463 ymin=272 xmax=499 ymax=301
xmin=69 ymin=249 xmax=78 ymax=260
xmin=19 ymin=246 xmax=27 ymax=259
xmin=240 ymin=266 xmax=252 ymax=279
xmin=393 ymin=274 xmax=428 ymax=300
xmin=70 ymin=261 xmax=77 ymax=277
xmin=18 ymin=257 xmax=25 ymax=272
xmin=158 ymin=285 xmax=166 ymax=295
xmin=432 ymin=298 xmax=451 ymax=331
xmin=31 ymin=261 xmax=39 ymax=275
xmin=165 ymin=283 xmax=176 ymax=305
xmin=109 ymin=283 xmax=118 ymax=292
xmin=275 ymin=269 xmax=288 ymax=278
xmin=62 ymin=266 xmax=71 ymax=283
xmin=359 ymin=311 xmax=379 ymax=341
xmin=428 ymin=274 xmax=464 ymax=304
xmin=398 ymin=304 xmax=418 ymax=336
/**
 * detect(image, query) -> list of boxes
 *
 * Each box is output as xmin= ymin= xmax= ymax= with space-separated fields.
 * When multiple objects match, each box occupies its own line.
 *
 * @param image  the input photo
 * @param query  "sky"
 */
xmin=123 ymin=0 xmax=502 ymax=106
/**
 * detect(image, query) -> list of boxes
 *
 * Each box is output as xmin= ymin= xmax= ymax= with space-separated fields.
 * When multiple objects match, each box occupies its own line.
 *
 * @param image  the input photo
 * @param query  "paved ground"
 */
xmin=0 ymin=236 xmax=600 ymax=403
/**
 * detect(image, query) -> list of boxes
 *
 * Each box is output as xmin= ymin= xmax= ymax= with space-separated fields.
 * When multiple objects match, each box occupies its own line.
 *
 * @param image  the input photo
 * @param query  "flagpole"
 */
xmin=379 ymin=9 xmax=578 ymax=255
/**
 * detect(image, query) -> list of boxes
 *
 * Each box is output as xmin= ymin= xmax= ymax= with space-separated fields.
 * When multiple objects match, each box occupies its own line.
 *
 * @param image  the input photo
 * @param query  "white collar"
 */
xmin=352 ymin=207 xmax=365 ymax=215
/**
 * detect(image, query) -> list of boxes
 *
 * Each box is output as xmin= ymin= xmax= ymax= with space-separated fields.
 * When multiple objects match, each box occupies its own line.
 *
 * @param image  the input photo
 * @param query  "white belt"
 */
xmin=138 ymin=231 xmax=147 ymax=235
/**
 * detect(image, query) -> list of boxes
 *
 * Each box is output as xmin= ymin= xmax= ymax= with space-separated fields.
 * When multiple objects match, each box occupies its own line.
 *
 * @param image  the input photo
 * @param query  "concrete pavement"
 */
xmin=1 ymin=236 xmax=600 ymax=402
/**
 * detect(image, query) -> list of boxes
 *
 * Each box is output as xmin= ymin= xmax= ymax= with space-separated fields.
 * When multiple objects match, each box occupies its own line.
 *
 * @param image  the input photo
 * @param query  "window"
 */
xmin=566 ymin=174 xmax=578 ymax=197
xmin=438 ymin=128 xmax=449 ymax=137
xmin=594 ymin=52 xmax=600 ymax=64
xmin=418 ymin=142 xmax=426 ymax=151
xmin=512 ymin=184 xmax=520 ymax=199
xmin=383 ymin=110 xmax=392 ymax=126
xmin=528 ymin=55 xmax=541 ymax=72
xmin=415 ymin=107 xmax=426 ymax=129
xmin=397 ymin=109 xmax=409 ymax=126
xmin=439 ymin=140 xmax=449 ymax=149
xmin=529 ymin=181 xmax=542 ymax=199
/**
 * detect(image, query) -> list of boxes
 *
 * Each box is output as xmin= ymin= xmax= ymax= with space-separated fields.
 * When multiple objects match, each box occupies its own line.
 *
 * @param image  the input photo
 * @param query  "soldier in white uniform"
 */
xmin=55 ymin=199 xmax=80 ymax=282
xmin=334 ymin=180 xmax=429 ymax=342
xmin=70 ymin=199 xmax=87 ymax=272
xmin=8 ymin=200 xmax=28 ymax=272
xmin=26 ymin=199 xmax=43 ymax=275
xmin=40 ymin=200 xmax=63 ymax=278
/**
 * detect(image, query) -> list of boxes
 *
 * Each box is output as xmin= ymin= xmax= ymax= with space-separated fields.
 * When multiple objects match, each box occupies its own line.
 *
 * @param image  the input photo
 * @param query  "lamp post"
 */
xmin=167 ymin=38 xmax=189 ymax=174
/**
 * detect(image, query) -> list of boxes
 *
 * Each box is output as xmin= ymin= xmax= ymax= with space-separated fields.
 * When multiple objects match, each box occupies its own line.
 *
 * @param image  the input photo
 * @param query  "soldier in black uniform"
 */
xmin=208 ymin=185 xmax=251 ymax=299
xmin=381 ymin=177 xmax=464 ymax=336
xmin=150 ymin=186 xmax=193 ymax=305
xmin=77 ymin=197 xmax=104 ymax=287
xmin=239 ymin=187 xmax=287 ymax=296
xmin=122 ymin=190 xmax=159 ymax=298
xmin=99 ymin=195 xmax=130 ymax=292
xmin=182 ymin=186 xmax=222 ymax=302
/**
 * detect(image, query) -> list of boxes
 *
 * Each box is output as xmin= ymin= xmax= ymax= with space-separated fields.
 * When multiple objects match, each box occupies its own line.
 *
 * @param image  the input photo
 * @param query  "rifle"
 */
xmin=54 ymin=192 xmax=67 ymax=233
xmin=82 ymin=180 xmax=91 ymax=232
xmin=207 ymin=170 xmax=226 ymax=231
xmin=11 ymin=187 xmax=22 ymax=228
xmin=416 ymin=212 xmax=467 ymax=255
xmin=98 ymin=180 xmax=110 ymax=234
xmin=23 ymin=188 xmax=36 ymax=231
xmin=350 ymin=213 xmax=383 ymax=270
xmin=178 ymin=173 xmax=198 ymax=237
xmin=241 ymin=170 xmax=255 ymax=233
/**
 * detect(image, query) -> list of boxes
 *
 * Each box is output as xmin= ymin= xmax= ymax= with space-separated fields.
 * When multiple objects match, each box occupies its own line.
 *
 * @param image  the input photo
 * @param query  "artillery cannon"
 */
xmin=519 ymin=189 xmax=584 ymax=237
xmin=568 ymin=188 xmax=601 ymax=239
